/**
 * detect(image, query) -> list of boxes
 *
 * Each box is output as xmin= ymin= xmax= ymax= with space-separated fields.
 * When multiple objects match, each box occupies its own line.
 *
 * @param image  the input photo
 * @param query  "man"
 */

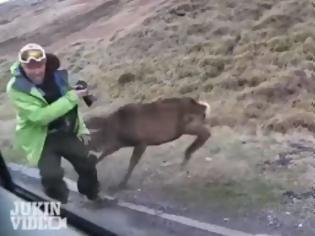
xmin=6 ymin=43 xmax=100 ymax=203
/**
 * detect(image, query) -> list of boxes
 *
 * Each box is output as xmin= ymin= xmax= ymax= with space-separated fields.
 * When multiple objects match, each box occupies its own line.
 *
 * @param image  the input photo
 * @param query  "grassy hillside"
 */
xmin=50 ymin=0 xmax=315 ymax=136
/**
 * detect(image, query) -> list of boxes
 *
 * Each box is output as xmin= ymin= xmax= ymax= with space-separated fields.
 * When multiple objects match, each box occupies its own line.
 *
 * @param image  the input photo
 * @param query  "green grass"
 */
xmin=164 ymin=176 xmax=284 ymax=214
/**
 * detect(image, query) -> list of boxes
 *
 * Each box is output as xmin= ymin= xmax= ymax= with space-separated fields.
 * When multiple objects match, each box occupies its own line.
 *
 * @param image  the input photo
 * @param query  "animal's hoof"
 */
xmin=117 ymin=182 xmax=128 ymax=190
xmin=92 ymin=196 xmax=117 ymax=208
xmin=108 ymin=186 xmax=119 ymax=193
xmin=108 ymin=183 xmax=127 ymax=193
xmin=180 ymin=161 xmax=188 ymax=171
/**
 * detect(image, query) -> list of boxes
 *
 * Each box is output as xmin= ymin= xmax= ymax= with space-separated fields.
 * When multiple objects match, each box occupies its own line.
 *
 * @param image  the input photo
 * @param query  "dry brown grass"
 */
xmin=56 ymin=0 xmax=315 ymax=136
xmin=264 ymin=110 xmax=315 ymax=134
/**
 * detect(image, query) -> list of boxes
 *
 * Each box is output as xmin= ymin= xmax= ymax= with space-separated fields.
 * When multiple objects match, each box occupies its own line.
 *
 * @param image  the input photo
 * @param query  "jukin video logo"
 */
xmin=10 ymin=201 xmax=67 ymax=230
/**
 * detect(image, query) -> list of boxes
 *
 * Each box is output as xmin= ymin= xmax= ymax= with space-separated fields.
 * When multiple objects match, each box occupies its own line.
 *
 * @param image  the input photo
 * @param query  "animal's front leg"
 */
xmin=118 ymin=144 xmax=147 ymax=189
xmin=95 ymin=144 xmax=121 ymax=164
xmin=181 ymin=124 xmax=211 ymax=169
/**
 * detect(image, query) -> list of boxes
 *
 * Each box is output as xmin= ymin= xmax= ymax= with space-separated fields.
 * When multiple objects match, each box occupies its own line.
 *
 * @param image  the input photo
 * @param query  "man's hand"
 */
xmin=74 ymin=87 xmax=89 ymax=98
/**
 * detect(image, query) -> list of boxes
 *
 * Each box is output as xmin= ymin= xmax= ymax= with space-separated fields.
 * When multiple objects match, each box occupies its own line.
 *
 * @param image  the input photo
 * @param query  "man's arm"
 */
xmin=7 ymin=88 xmax=80 ymax=126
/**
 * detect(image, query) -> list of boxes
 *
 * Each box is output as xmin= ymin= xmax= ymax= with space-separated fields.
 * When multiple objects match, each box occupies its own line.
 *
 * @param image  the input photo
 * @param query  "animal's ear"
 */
xmin=190 ymin=94 xmax=200 ymax=101
xmin=190 ymin=94 xmax=200 ymax=104
xmin=189 ymin=97 xmax=199 ymax=105
xmin=196 ymin=93 xmax=201 ymax=101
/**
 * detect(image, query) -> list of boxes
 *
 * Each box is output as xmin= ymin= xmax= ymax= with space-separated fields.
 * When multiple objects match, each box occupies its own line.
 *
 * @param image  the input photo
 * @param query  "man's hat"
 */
xmin=18 ymin=43 xmax=46 ymax=64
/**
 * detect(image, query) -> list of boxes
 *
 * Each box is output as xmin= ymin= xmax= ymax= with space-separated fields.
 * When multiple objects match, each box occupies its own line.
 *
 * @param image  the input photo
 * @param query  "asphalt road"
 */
xmin=7 ymin=165 xmax=223 ymax=236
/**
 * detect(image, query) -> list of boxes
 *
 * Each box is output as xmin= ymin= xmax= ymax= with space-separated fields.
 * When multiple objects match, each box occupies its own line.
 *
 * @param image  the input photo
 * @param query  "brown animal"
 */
xmin=85 ymin=97 xmax=211 ymax=188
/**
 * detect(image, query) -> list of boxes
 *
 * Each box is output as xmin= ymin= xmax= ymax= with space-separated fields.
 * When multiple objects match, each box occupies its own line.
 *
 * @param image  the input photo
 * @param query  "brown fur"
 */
xmin=85 ymin=97 xmax=211 ymax=188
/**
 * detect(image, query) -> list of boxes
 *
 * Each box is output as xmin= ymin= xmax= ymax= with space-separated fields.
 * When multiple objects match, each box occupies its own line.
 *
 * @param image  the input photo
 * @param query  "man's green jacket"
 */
xmin=6 ymin=62 xmax=89 ymax=166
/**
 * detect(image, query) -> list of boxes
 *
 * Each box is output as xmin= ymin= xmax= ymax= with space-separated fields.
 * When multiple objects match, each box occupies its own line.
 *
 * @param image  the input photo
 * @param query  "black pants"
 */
xmin=38 ymin=131 xmax=99 ymax=203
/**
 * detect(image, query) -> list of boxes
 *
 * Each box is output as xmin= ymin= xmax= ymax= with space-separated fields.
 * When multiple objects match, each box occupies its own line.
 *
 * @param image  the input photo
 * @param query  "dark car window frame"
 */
xmin=0 ymin=150 xmax=118 ymax=236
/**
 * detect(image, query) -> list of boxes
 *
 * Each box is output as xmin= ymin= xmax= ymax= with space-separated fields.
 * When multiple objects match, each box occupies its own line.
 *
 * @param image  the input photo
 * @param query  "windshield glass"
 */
xmin=1 ymin=0 xmax=315 ymax=236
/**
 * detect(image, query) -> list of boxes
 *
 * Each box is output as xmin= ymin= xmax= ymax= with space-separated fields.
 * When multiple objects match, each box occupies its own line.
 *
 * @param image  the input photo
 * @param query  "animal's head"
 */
xmin=197 ymin=100 xmax=211 ymax=119
xmin=184 ymin=97 xmax=211 ymax=120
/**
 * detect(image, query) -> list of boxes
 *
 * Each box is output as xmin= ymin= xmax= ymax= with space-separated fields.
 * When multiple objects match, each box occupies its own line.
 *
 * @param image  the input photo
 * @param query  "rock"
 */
xmin=303 ymin=37 xmax=315 ymax=57
xmin=169 ymin=9 xmax=186 ymax=16
xmin=275 ymin=153 xmax=292 ymax=166
xmin=179 ymin=83 xmax=197 ymax=94
xmin=282 ymin=190 xmax=301 ymax=200
xmin=266 ymin=214 xmax=281 ymax=228
xmin=161 ymin=160 xmax=172 ymax=167
xmin=267 ymin=36 xmax=291 ymax=52
xmin=118 ymin=73 xmax=136 ymax=85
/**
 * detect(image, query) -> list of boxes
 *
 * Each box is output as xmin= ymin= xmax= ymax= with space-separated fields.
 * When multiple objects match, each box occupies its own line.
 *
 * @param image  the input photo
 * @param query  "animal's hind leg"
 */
xmin=181 ymin=125 xmax=211 ymax=169
xmin=118 ymin=144 xmax=147 ymax=188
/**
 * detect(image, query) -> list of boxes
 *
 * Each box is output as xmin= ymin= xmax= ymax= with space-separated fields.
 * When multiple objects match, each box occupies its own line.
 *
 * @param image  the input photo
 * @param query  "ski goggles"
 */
xmin=18 ymin=48 xmax=46 ymax=64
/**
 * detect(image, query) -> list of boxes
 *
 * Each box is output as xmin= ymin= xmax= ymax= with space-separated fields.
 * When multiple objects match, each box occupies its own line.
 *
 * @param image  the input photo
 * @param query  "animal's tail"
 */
xmin=197 ymin=100 xmax=211 ymax=119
